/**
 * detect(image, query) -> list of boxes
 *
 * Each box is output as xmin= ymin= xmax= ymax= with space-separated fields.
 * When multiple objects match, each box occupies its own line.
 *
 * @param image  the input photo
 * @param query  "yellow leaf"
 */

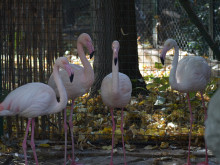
xmin=158 ymin=129 xmax=166 ymax=136
xmin=138 ymin=100 xmax=146 ymax=106
xmin=102 ymin=145 xmax=112 ymax=150
xmin=103 ymin=127 xmax=112 ymax=134
xmin=39 ymin=143 xmax=50 ymax=148
xmin=181 ymin=127 xmax=189 ymax=134
xmin=160 ymin=142 xmax=169 ymax=149
xmin=115 ymin=128 xmax=121 ymax=135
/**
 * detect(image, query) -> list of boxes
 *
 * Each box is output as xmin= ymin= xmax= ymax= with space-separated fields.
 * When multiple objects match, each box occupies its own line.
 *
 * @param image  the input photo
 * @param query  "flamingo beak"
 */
xmin=160 ymin=46 xmax=168 ymax=65
xmin=90 ymin=51 xmax=95 ymax=59
xmin=160 ymin=57 xmax=164 ymax=65
xmin=64 ymin=64 xmax=74 ymax=83
xmin=113 ymin=48 xmax=118 ymax=65
xmin=70 ymin=74 xmax=74 ymax=83
xmin=87 ymin=41 xmax=95 ymax=59
xmin=114 ymin=57 xmax=118 ymax=65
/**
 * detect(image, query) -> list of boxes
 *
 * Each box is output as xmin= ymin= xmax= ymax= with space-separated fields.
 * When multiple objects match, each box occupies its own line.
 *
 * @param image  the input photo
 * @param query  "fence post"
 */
xmin=0 ymin=38 xmax=3 ymax=136
xmin=152 ymin=0 xmax=158 ymax=48
xmin=209 ymin=0 xmax=214 ymax=59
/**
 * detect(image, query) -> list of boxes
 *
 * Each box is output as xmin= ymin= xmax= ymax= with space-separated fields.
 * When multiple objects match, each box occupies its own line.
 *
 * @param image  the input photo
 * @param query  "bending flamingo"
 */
xmin=205 ymin=88 xmax=220 ymax=163
xmin=0 ymin=57 xmax=74 ymax=165
xmin=48 ymin=33 xmax=95 ymax=165
xmin=100 ymin=40 xmax=132 ymax=165
xmin=160 ymin=39 xmax=211 ymax=165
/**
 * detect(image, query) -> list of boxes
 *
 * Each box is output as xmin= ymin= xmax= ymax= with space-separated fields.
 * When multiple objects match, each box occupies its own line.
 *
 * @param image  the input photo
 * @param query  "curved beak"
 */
xmin=160 ymin=46 xmax=168 ymax=65
xmin=90 ymin=51 xmax=95 ymax=59
xmin=87 ymin=41 xmax=95 ymax=59
xmin=64 ymin=64 xmax=74 ymax=83
xmin=70 ymin=74 xmax=74 ymax=82
xmin=160 ymin=57 xmax=165 ymax=65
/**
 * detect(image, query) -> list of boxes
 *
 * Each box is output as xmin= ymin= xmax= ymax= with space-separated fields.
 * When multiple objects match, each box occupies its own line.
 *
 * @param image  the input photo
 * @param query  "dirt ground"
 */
xmin=0 ymin=146 xmax=219 ymax=165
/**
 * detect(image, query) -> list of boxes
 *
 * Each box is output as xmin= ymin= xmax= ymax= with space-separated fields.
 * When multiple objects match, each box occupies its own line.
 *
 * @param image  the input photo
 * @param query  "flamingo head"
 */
xmin=112 ymin=40 xmax=120 ymax=65
xmin=55 ymin=57 xmax=74 ymax=82
xmin=78 ymin=33 xmax=95 ymax=59
xmin=160 ymin=39 xmax=177 ymax=65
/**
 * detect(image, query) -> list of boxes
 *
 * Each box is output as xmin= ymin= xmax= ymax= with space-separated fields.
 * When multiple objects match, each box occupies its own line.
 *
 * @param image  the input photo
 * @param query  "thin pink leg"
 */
xmin=69 ymin=99 xmax=79 ymax=165
xmin=120 ymin=108 xmax=127 ymax=165
xmin=30 ymin=118 xmax=39 ymax=165
xmin=110 ymin=108 xmax=115 ymax=165
xmin=185 ymin=93 xmax=192 ymax=165
xmin=22 ymin=119 xmax=32 ymax=165
xmin=64 ymin=108 xmax=68 ymax=165
xmin=196 ymin=92 xmax=209 ymax=165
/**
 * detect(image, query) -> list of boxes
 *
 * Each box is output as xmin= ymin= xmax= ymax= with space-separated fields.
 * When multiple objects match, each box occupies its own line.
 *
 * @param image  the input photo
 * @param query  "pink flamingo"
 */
xmin=160 ymin=39 xmax=211 ymax=165
xmin=205 ymin=88 xmax=220 ymax=163
xmin=101 ymin=40 xmax=132 ymax=165
xmin=0 ymin=57 xmax=74 ymax=165
xmin=48 ymin=33 xmax=94 ymax=165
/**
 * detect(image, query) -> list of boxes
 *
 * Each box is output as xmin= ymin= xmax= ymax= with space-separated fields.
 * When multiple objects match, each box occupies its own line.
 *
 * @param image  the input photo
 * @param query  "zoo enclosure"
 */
xmin=0 ymin=0 xmax=220 ymax=145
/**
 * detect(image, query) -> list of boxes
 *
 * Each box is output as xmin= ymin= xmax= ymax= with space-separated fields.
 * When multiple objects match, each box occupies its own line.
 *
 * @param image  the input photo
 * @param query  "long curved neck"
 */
xmin=77 ymin=42 xmax=93 ymax=79
xmin=49 ymin=64 xmax=68 ymax=114
xmin=169 ymin=45 xmax=179 ymax=90
xmin=112 ymin=57 xmax=119 ymax=96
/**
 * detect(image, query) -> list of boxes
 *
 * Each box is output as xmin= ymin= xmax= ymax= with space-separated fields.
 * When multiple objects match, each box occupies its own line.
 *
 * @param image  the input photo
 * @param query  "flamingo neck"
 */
xmin=49 ymin=64 xmax=68 ymax=114
xmin=169 ymin=45 xmax=179 ymax=90
xmin=112 ymin=57 xmax=119 ymax=96
xmin=77 ymin=42 xmax=94 ymax=80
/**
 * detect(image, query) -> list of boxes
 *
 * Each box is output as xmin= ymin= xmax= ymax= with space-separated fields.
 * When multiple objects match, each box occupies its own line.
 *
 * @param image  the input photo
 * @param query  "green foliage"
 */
xmin=146 ymin=76 xmax=170 ymax=92
xmin=154 ymin=62 xmax=163 ymax=69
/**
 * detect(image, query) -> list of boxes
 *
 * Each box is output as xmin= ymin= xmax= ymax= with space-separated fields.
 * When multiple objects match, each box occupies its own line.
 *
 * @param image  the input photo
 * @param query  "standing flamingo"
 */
xmin=0 ymin=57 xmax=74 ymax=165
xmin=100 ymin=40 xmax=132 ymax=165
xmin=48 ymin=33 xmax=95 ymax=165
xmin=205 ymin=88 xmax=220 ymax=163
xmin=160 ymin=39 xmax=211 ymax=165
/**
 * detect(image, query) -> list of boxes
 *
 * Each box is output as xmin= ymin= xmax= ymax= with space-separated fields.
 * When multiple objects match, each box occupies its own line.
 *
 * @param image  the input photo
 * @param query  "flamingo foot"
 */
xmin=196 ymin=161 xmax=209 ymax=165
xmin=109 ymin=162 xmax=113 ymax=165
xmin=68 ymin=155 xmax=83 ymax=165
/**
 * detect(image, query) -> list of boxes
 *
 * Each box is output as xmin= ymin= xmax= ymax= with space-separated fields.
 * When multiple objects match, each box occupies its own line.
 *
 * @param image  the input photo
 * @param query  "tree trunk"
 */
xmin=115 ymin=0 xmax=148 ymax=95
xmin=90 ymin=0 xmax=148 ymax=97
xmin=90 ymin=0 xmax=117 ymax=96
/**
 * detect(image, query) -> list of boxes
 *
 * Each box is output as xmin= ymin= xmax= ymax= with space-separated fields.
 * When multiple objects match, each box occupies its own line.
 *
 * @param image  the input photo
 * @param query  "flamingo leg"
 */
xmin=69 ymin=99 xmax=78 ymax=165
xmin=110 ymin=108 xmax=115 ymax=165
xmin=196 ymin=92 xmax=209 ymax=165
xmin=22 ymin=119 xmax=32 ymax=165
xmin=30 ymin=118 xmax=39 ymax=165
xmin=120 ymin=108 xmax=127 ymax=165
xmin=64 ymin=107 xmax=68 ymax=165
xmin=186 ymin=93 xmax=193 ymax=165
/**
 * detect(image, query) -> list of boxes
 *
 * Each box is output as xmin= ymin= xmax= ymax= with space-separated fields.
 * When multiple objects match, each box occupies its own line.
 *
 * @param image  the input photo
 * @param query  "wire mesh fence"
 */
xmin=0 ymin=0 xmax=220 ymax=148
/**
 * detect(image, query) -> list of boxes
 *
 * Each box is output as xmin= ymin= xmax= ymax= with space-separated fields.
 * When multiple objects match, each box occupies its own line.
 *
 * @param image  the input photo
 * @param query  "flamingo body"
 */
xmin=205 ymin=88 xmax=220 ymax=163
xmin=174 ymin=56 xmax=210 ymax=93
xmin=0 ymin=83 xmax=58 ymax=118
xmin=101 ymin=72 xmax=132 ymax=108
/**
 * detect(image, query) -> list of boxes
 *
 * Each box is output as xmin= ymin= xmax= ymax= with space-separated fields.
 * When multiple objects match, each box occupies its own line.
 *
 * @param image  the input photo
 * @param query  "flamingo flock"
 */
xmin=0 ymin=35 xmax=215 ymax=165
